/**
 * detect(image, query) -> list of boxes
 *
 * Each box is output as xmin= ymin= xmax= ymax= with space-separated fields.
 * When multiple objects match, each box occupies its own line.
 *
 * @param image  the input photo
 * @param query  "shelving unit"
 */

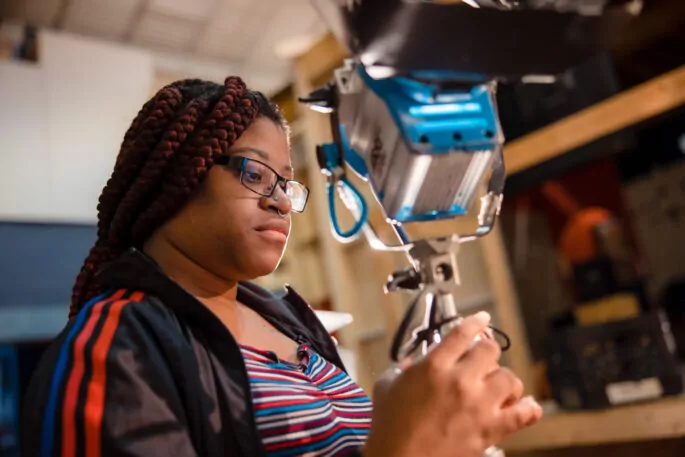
xmin=502 ymin=395 xmax=685 ymax=452
xmin=285 ymin=34 xmax=685 ymax=439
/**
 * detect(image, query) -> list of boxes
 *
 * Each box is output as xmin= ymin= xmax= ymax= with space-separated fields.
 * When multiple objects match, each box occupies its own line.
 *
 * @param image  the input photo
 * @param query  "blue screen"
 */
xmin=0 ymin=222 xmax=97 ymax=309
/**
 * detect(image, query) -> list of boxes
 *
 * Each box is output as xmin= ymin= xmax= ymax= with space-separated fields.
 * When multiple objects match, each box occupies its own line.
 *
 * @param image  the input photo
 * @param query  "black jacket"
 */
xmin=21 ymin=248 xmax=361 ymax=457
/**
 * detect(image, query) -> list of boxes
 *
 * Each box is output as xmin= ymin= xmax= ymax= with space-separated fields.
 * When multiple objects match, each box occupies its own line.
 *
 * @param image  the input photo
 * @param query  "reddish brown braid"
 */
xmin=70 ymin=76 xmax=283 ymax=318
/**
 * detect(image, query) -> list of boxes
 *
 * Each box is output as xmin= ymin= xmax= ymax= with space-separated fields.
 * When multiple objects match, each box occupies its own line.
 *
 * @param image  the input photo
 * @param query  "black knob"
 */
xmin=385 ymin=268 xmax=422 ymax=292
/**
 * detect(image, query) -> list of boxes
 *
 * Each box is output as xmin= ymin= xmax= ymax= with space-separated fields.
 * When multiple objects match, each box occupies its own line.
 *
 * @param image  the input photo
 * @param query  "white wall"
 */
xmin=0 ymin=60 xmax=52 ymax=220
xmin=0 ymin=29 xmax=153 ymax=223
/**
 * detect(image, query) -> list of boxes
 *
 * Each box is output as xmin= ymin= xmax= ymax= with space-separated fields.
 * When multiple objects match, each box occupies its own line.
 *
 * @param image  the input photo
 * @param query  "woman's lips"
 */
xmin=257 ymin=229 xmax=288 ymax=243
xmin=255 ymin=220 xmax=289 ymax=242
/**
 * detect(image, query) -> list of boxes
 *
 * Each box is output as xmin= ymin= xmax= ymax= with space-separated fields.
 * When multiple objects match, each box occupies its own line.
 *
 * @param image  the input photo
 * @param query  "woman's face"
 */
xmin=158 ymin=117 xmax=295 ymax=282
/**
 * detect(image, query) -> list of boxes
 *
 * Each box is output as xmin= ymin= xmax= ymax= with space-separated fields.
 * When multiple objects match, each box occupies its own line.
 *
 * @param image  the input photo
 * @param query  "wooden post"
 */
xmin=479 ymin=224 xmax=535 ymax=391
xmin=291 ymin=67 xmax=357 ymax=346
xmin=292 ymin=35 xmax=413 ymax=390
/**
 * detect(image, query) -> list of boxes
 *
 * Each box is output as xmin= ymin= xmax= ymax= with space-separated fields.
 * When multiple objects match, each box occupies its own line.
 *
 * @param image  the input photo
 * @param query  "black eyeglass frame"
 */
xmin=214 ymin=155 xmax=310 ymax=213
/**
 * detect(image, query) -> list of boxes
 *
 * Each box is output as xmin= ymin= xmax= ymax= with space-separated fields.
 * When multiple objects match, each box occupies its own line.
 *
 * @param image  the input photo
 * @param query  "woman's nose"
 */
xmin=261 ymin=185 xmax=292 ymax=215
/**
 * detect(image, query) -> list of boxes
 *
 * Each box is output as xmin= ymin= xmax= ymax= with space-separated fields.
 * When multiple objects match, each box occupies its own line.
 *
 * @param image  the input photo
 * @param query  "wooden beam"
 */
xmin=504 ymin=64 xmax=685 ymax=175
xmin=501 ymin=395 xmax=685 ymax=452
xmin=271 ymin=85 xmax=298 ymax=124
xmin=294 ymin=32 xmax=348 ymax=87
xmin=292 ymin=36 xmax=685 ymax=177
xmin=292 ymin=58 xmax=364 ymax=366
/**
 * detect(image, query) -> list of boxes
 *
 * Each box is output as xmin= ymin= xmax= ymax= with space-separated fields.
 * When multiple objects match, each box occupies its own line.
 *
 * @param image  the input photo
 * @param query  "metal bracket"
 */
xmin=387 ymin=233 xmax=509 ymax=362
xmin=385 ymin=235 xmax=461 ymax=295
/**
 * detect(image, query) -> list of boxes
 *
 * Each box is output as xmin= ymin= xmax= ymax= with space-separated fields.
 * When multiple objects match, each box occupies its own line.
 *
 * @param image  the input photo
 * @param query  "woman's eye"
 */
xmin=244 ymin=171 xmax=263 ymax=183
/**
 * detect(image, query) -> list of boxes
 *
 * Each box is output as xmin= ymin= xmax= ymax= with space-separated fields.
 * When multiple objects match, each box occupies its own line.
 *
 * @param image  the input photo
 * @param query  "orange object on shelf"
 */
xmin=559 ymin=207 xmax=614 ymax=265
xmin=541 ymin=181 xmax=614 ymax=265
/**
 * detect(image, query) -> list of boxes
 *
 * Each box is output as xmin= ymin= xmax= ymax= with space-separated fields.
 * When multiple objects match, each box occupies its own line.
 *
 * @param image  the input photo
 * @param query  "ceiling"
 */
xmin=1 ymin=0 xmax=330 ymax=94
xmin=5 ymin=0 xmax=682 ymax=96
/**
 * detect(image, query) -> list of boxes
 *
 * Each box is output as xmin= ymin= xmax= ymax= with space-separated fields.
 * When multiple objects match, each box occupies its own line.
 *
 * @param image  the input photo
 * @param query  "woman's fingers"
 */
xmin=498 ymin=395 xmax=543 ymax=438
xmin=428 ymin=312 xmax=492 ymax=368
xmin=484 ymin=366 xmax=524 ymax=408
xmin=457 ymin=338 xmax=502 ymax=379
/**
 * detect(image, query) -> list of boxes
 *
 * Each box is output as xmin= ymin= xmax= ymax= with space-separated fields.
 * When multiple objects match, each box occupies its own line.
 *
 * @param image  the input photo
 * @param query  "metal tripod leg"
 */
xmin=386 ymin=239 xmax=507 ymax=457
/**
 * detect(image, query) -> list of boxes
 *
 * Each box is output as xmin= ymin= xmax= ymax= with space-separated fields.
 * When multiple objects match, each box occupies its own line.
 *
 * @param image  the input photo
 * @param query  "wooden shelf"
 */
xmin=501 ymin=395 xmax=685 ymax=453
xmin=504 ymin=64 xmax=685 ymax=175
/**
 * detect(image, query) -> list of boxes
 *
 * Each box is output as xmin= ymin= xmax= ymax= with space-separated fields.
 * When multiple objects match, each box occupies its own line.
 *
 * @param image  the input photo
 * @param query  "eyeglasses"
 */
xmin=215 ymin=155 xmax=310 ymax=213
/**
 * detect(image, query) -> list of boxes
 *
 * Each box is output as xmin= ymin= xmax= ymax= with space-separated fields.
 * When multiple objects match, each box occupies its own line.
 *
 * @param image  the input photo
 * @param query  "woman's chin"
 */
xmin=249 ymin=254 xmax=284 ymax=278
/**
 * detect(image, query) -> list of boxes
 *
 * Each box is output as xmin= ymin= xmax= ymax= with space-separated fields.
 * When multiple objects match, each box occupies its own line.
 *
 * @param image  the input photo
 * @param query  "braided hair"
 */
xmin=70 ymin=76 xmax=287 ymax=318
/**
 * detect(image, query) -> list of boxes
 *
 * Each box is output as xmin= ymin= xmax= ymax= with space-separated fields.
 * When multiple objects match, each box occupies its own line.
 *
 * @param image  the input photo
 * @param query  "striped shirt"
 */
xmin=241 ymin=341 xmax=372 ymax=457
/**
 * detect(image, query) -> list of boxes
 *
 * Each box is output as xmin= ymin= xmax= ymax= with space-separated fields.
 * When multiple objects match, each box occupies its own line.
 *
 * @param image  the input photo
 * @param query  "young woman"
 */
xmin=21 ymin=77 xmax=542 ymax=457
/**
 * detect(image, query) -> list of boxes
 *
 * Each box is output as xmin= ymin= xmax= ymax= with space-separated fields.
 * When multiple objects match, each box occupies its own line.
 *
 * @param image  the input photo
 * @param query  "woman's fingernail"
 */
xmin=474 ymin=311 xmax=491 ymax=325
xmin=522 ymin=395 xmax=542 ymax=411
